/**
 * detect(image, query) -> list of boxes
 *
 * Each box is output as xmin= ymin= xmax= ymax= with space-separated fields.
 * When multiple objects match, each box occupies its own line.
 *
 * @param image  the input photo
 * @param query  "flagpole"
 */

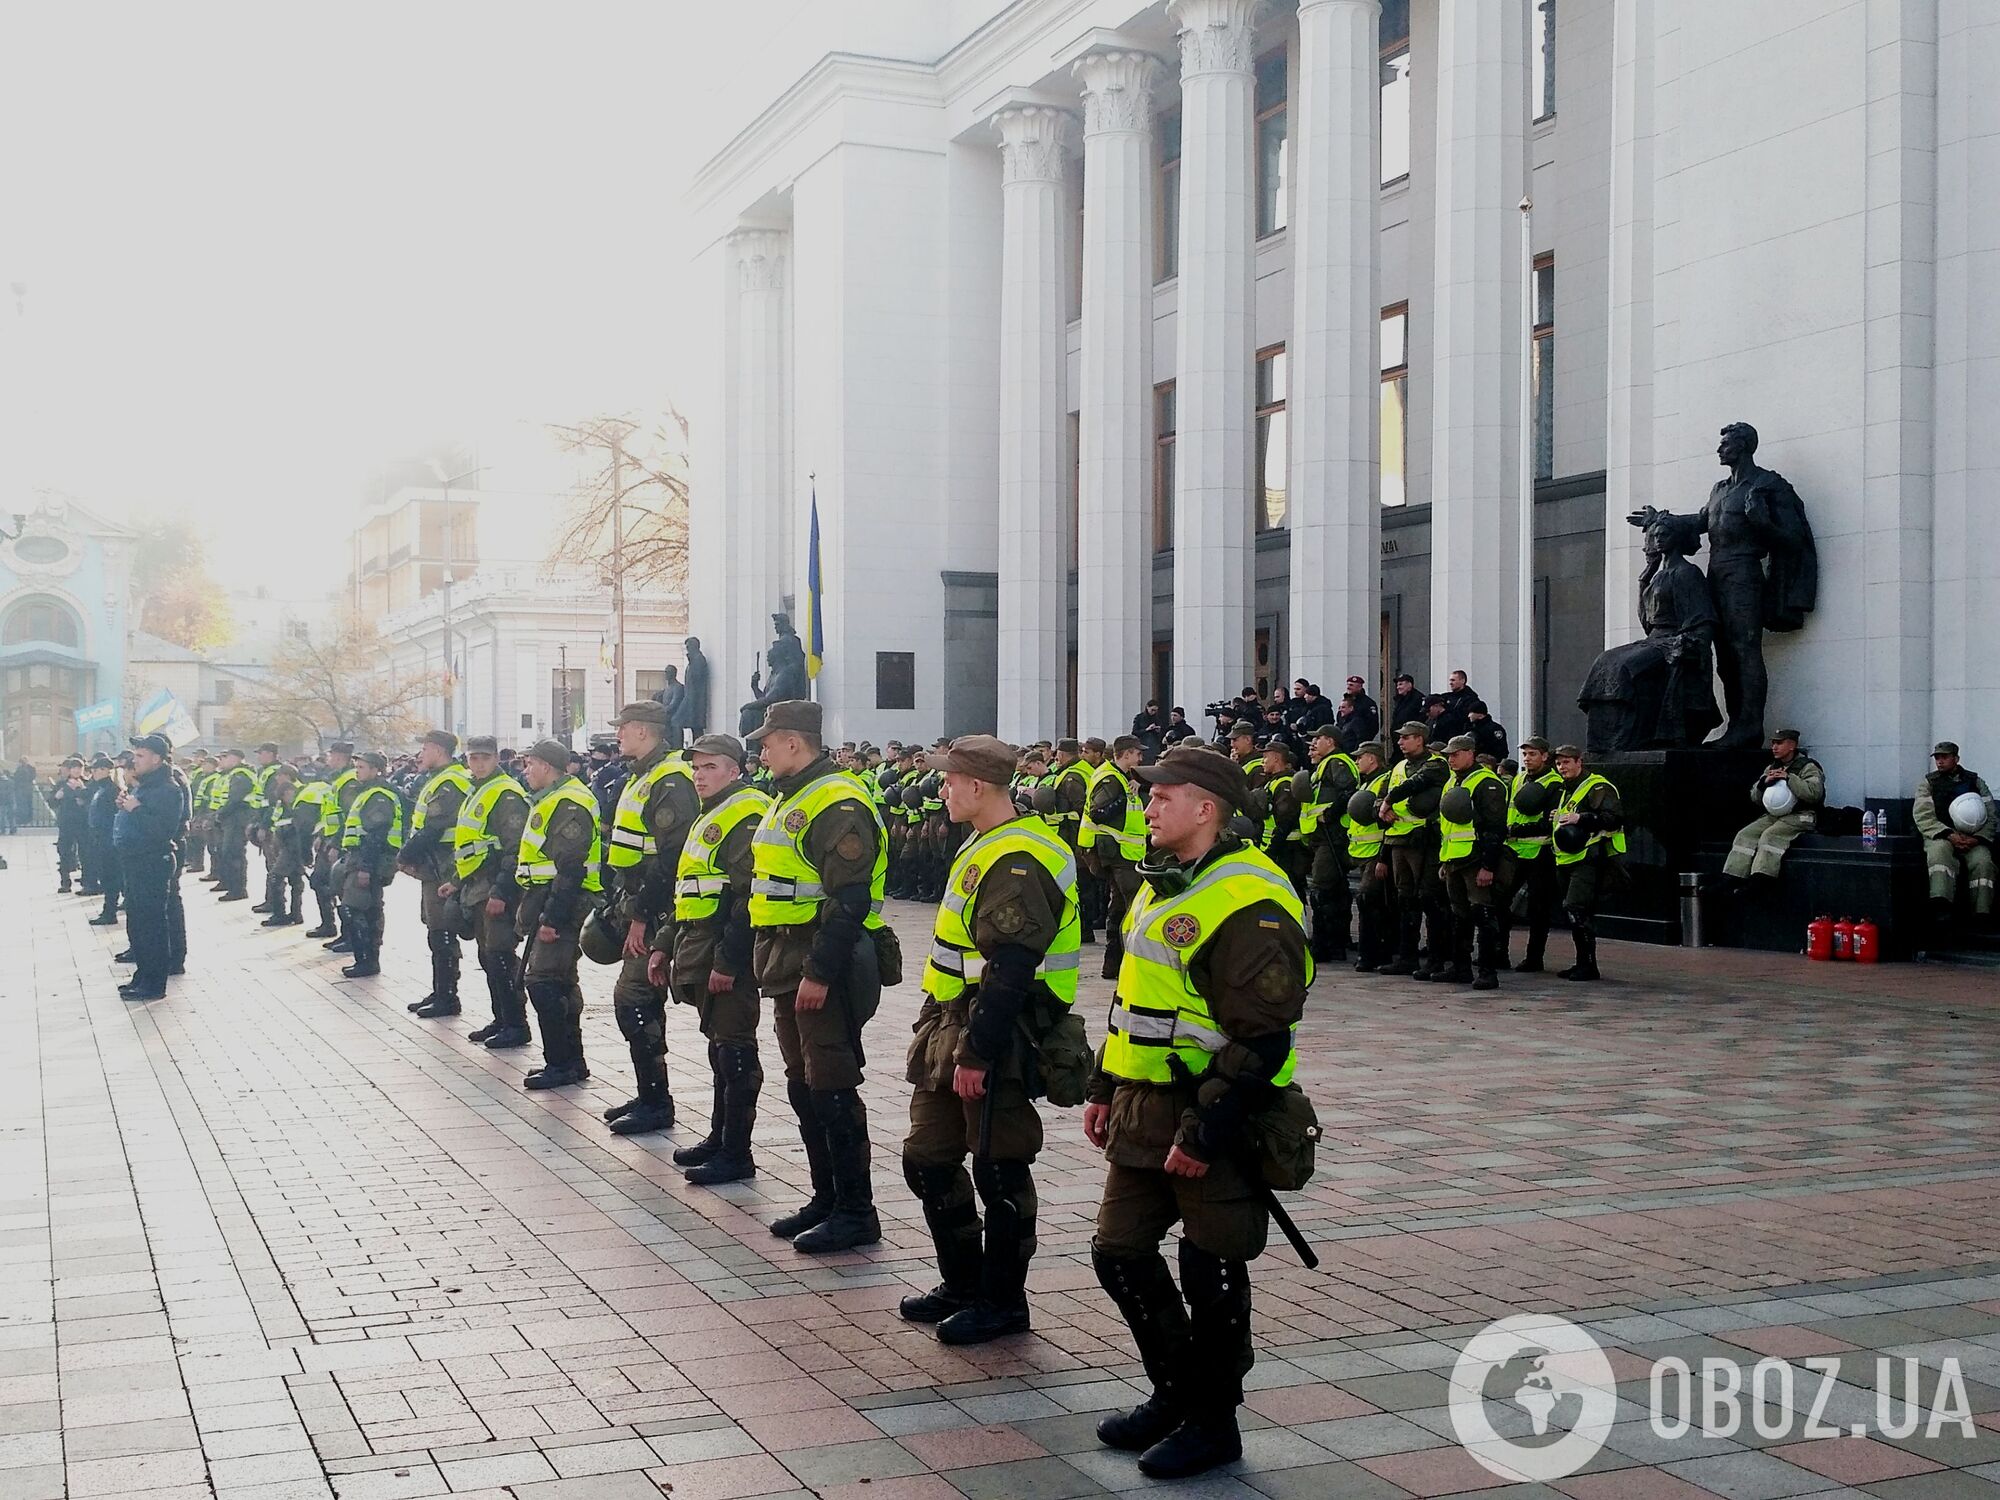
xmin=806 ymin=473 xmax=822 ymax=706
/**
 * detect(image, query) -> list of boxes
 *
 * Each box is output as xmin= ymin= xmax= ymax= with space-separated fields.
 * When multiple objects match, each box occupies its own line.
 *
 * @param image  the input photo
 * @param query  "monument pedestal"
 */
xmin=1592 ymin=746 xmax=1767 ymax=944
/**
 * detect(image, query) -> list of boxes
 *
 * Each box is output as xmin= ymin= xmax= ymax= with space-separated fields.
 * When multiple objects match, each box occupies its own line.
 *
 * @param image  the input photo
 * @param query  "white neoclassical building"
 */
xmin=683 ymin=0 xmax=1999 ymax=802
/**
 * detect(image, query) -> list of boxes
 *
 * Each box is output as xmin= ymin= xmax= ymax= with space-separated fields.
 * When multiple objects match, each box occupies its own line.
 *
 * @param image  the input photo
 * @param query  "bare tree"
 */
xmin=235 ymin=621 xmax=444 ymax=751
xmin=545 ymin=410 xmax=691 ymax=594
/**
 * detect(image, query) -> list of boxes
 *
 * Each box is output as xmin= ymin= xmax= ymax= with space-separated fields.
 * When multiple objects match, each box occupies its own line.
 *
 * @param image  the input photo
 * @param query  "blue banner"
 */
xmin=73 ymin=698 xmax=121 ymax=736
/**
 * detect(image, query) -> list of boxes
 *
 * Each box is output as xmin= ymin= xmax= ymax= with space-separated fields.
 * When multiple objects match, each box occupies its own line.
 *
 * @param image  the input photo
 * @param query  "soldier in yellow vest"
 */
xmin=1049 ymin=739 xmax=1095 ymax=941
xmin=440 ymin=736 xmax=532 ymax=1049
xmin=310 ymin=742 xmax=358 ymax=943
xmin=184 ymin=755 xmax=214 ymax=874
xmin=211 ymin=748 xmax=257 ymax=901
xmin=747 ymin=700 xmax=891 ymax=1255
xmin=1434 ymin=734 xmax=1509 ymax=990
xmin=656 ymin=734 xmax=770 ymax=1186
xmin=900 ymin=735 xmax=1081 ymax=1346
xmin=515 ymin=739 xmax=604 ymax=1089
xmin=1082 ymin=736 xmax=1148 ymax=981
xmin=1498 ymin=736 xmax=1564 ymax=972
xmin=1083 ymin=746 xmax=1309 ymax=1480
xmin=1345 ymin=743 xmax=1395 ymax=971
xmin=601 ymin=701 xmax=700 ymax=1138
xmin=1551 ymin=745 xmax=1627 ymax=981
xmin=248 ymin=742 xmax=282 ymax=912
xmin=334 ymin=752 xmax=404 ymax=979
xmin=398 ymin=731 xmax=474 ymax=1019
xmin=259 ymin=766 xmax=319 ymax=927
xmin=1374 ymin=722 xmax=1449 ymax=977
xmin=1300 ymin=725 xmax=1359 ymax=961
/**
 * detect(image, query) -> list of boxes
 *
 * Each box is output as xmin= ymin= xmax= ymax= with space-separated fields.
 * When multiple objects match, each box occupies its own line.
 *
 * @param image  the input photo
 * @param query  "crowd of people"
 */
xmin=14 ymin=665 xmax=1992 ymax=1484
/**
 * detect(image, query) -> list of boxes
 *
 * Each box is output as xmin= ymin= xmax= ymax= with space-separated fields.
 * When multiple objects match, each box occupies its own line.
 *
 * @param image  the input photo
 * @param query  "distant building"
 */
xmin=0 ymin=497 xmax=136 ymax=761
xmin=348 ymin=486 xmax=482 ymax=620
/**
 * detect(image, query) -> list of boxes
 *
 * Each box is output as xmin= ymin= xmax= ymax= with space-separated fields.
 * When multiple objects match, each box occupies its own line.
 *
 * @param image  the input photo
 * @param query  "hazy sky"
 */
xmin=1 ymin=1 xmax=770 ymax=592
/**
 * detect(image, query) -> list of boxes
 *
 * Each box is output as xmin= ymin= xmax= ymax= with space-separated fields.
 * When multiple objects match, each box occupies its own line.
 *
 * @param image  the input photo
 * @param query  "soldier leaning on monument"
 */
xmin=1915 ymin=741 xmax=1995 ymax=926
xmin=1719 ymin=728 xmax=1825 ymax=890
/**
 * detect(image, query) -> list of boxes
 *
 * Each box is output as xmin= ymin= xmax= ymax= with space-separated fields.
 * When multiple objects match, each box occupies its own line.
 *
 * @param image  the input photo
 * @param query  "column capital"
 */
xmin=992 ymin=103 xmax=1076 ymax=185
xmin=1168 ymin=0 xmax=1267 ymax=78
xmin=727 ymin=228 xmax=787 ymax=292
xmin=1073 ymin=50 xmax=1163 ymax=136
xmin=1294 ymin=0 xmax=1379 ymax=14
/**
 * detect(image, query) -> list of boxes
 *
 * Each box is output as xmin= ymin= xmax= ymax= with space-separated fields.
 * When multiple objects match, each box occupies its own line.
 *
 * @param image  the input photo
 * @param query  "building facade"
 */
xmin=684 ymin=0 xmax=2000 ymax=801
xmin=0 ymin=499 xmax=136 ymax=761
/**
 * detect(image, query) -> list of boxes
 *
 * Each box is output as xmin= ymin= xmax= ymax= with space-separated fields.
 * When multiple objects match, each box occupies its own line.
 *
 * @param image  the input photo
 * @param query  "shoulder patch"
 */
xmin=701 ymin=821 xmax=725 ymax=846
xmin=783 ymin=807 xmax=809 ymax=836
xmin=1162 ymin=913 xmax=1202 ymax=949
xmin=1254 ymin=961 xmax=1298 ymax=1001
xmin=960 ymin=861 xmax=982 ymax=895
xmin=988 ymin=901 xmax=1027 ymax=935
xmin=835 ymin=830 xmax=869 ymax=862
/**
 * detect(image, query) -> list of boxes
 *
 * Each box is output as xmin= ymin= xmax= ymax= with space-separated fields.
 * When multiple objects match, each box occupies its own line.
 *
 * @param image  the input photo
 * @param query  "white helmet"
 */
xmin=1762 ymin=779 xmax=1797 ymax=815
xmin=1949 ymin=791 xmax=1989 ymax=834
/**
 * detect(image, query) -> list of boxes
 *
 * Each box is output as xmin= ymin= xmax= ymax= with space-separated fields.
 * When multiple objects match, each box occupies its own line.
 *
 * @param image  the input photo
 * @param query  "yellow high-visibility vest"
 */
xmin=748 ymin=769 xmax=886 ymax=928
xmin=921 ymin=818 xmax=1080 ymax=1006
xmin=453 ymin=772 xmax=527 ymax=879
xmin=674 ymin=785 xmax=770 ymax=921
xmin=516 ymin=777 xmax=603 ymax=892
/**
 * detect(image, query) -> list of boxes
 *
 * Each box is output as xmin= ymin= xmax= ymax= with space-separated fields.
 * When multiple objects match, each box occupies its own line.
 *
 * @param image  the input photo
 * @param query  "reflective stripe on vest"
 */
xmin=453 ymin=772 xmax=526 ymax=878
xmin=674 ymin=785 xmax=771 ymax=921
xmin=1050 ymin=762 xmax=1091 ymax=830
xmin=340 ymin=782 xmax=406 ymax=851
xmin=1505 ymin=768 xmax=1564 ymax=858
xmin=1297 ymin=753 xmax=1357 ymax=838
xmin=1555 ymin=773 xmax=1627 ymax=866
xmin=1383 ymin=753 xmax=1442 ymax=839
xmin=748 ymin=769 xmax=887 ymax=928
xmin=409 ymin=763 xmax=472 ymax=833
xmin=608 ymin=754 xmax=695 ymax=869
xmin=319 ymin=768 xmax=357 ymax=836
xmin=250 ymin=762 xmax=277 ymax=809
xmin=517 ymin=777 xmax=603 ymax=892
xmin=1102 ymin=844 xmax=1308 ymax=1086
xmin=1081 ymin=763 xmax=1146 ymax=861
xmin=1347 ymin=772 xmax=1389 ymax=860
xmin=921 ymin=818 xmax=1081 ymax=1006
xmin=1437 ymin=765 xmax=1501 ymax=863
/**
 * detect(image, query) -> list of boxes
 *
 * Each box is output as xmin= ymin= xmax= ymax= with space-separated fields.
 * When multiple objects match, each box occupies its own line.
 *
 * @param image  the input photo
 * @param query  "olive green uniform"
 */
xmin=1724 ymin=754 xmax=1826 ymax=881
xmin=1086 ymin=770 xmax=1144 ymax=979
xmin=402 ymin=763 xmax=471 ymax=1010
xmin=456 ymin=772 xmax=530 ymax=1033
xmin=669 ymin=781 xmax=762 ymax=1045
xmin=1913 ymin=766 xmax=1995 ymax=916
xmin=335 ymin=786 xmax=399 ymax=917
xmin=1051 ymin=759 xmax=1095 ymax=938
xmin=1497 ymin=769 xmax=1563 ymax=971
xmin=517 ymin=786 xmax=599 ymax=1077
xmin=1438 ymin=768 xmax=1508 ymax=983
xmin=609 ymin=748 xmax=701 ymax=1116
xmin=1379 ymin=750 xmax=1448 ymax=975
xmin=1303 ymin=753 xmax=1357 ymax=961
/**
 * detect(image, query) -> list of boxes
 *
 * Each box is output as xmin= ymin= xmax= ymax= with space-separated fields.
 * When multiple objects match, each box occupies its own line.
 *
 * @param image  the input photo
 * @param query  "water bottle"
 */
xmin=1862 ymin=810 xmax=1880 ymax=851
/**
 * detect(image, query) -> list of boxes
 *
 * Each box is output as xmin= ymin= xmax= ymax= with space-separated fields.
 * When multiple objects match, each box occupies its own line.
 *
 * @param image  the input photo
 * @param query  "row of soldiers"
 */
xmin=186 ymin=701 xmax=1312 ymax=1482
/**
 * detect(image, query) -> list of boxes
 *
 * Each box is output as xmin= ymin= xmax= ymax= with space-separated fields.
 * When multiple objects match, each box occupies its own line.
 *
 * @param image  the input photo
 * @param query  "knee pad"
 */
xmin=1177 ymin=1239 xmax=1251 ymax=1319
xmin=785 ymin=1078 xmax=818 ymax=1122
xmin=971 ymin=1157 xmax=1036 ymax=1222
xmin=902 ymin=1157 xmax=975 ymax=1215
xmin=614 ymin=1002 xmax=652 ymax=1045
xmin=1091 ymin=1243 xmax=1176 ymax=1313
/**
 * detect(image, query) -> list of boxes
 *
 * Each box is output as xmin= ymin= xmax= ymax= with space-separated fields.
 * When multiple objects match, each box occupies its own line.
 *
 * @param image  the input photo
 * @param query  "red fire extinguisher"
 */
xmin=1852 ymin=917 xmax=1880 ymax=964
xmin=1832 ymin=916 xmax=1856 ymax=960
xmin=1806 ymin=915 xmax=1834 ymax=961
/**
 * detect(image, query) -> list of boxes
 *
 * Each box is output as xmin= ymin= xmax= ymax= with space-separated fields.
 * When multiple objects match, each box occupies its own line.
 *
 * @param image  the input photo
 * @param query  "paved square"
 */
xmin=5 ymin=829 xmax=1999 ymax=1498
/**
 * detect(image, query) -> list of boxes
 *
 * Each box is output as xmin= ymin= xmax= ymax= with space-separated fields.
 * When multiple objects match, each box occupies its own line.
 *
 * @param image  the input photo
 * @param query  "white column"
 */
xmin=1933 ymin=0 xmax=1999 ymax=748
xmin=1074 ymin=49 xmax=1160 ymax=741
xmin=1287 ymin=0 xmax=1380 ymax=689
xmin=1169 ymin=0 xmax=1262 ymax=715
xmin=729 ymin=227 xmax=790 ymax=714
xmin=1603 ymin=0 xmax=1654 ymax=648
xmin=993 ymin=104 xmax=1074 ymax=743
xmin=1428 ymin=0 xmax=1528 ymax=708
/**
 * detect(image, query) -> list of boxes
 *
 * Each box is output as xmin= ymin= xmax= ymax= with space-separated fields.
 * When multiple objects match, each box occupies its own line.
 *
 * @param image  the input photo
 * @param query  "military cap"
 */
xmin=1135 ymin=744 xmax=1252 ymax=813
xmin=526 ymin=738 xmax=572 ymax=771
xmin=220 ymin=747 xmax=244 ymax=759
xmin=1770 ymin=728 xmax=1802 ymax=744
xmin=358 ymin=750 xmax=389 ymax=770
xmin=937 ymin=734 xmax=1017 ymax=788
xmin=465 ymin=735 xmax=499 ymax=754
xmin=328 ymin=740 xmax=356 ymax=755
xmin=422 ymin=729 xmax=459 ymax=754
xmin=1111 ymin=735 xmax=1141 ymax=755
xmin=1263 ymin=740 xmax=1296 ymax=766
xmin=691 ymin=733 xmax=747 ymax=762
xmin=1228 ymin=722 xmax=1256 ymax=741
xmin=1084 ymin=737 xmax=1108 ymax=753
xmin=1355 ymin=741 xmax=1387 ymax=761
xmin=615 ymin=700 xmax=669 ymax=730
xmin=1933 ymin=741 xmax=1961 ymax=757
xmin=1425 ymin=693 xmax=1448 ymax=708
xmin=60 ymin=754 xmax=83 ymax=766
xmin=1056 ymin=737 xmax=1082 ymax=755
xmin=745 ymin=699 xmax=821 ymax=742
xmin=1444 ymin=734 xmax=1478 ymax=754
xmin=116 ymin=750 xmax=136 ymax=766
xmin=1311 ymin=723 xmax=1340 ymax=742
xmin=1552 ymin=744 xmax=1585 ymax=760
xmin=1394 ymin=720 xmax=1431 ymax=739
xmin=1394 ymin=671 xmax=1416 ymax=685
xmin=256 ymin=741 xmax=280 ymax=754
xmin=884 ymin=740 xmax=904 ymax=753
xmin=1520 ymin=735 xmax=1551 ymax=753
xmin=88 ymin=753 xmax=114 ymax=769
xmin=130 ymin=732 xmax=172 ymax=757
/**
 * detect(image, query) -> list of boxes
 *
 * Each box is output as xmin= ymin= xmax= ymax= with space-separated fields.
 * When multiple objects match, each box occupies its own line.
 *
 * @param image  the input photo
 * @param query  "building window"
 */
xmin=1255 ymin=50 xmax=1288 ymax=238
xmin=1533 ymin=0 xmax=1557 ymax=122
xmin=1255 ymin=346 xmax=1289 ymax=531
xmin=876 ymin=651 xmax=915 ymax=711
xmin=213 ymin=680 xmax=235 ymax=706
xmin=635 ymin=668 xmax=667 ymax=700
xmin=1380 ymin=0 xmax=1411 ymax=186
xmin=1381 ymin=304 xmax=1409 ymax=508
xmin=1533 ymin=256 xmax=1555 ymax=482
xmin=1 ymin=596 xmax=81 ymax=648
xmin=1156 ymin=110 xmax=1181 ymax=282
xmin=1152 ymin=642 xmax=1172 ymax=708
xmin=1153 ymin=382 xmax=1177 ymax=550
xmin=551 ymin=668 xmax=585 ymax=734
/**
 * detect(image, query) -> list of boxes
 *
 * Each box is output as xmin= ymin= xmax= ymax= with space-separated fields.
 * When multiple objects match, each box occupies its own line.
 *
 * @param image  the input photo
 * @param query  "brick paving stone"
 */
xmin=11 ymin=834 xmax=2000 ymax=1497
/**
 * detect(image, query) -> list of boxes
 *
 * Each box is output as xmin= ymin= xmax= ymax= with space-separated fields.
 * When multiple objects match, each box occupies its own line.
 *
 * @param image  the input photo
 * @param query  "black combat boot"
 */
xmin=685 ymin=1045 xmax=760 ymax=1185
xmin=482 ymin=963 xmax=532 ymax=1049
xmin=523 ymin=985 xmax=587 ymax=1087
xmin=326 ymin=905 xmax=354 ymax=952
xmin=1560 ymin=915 xmax=1600 ymax=981
xmin=791 ymin=1088 xmax=880 ymax=1253
xmin=305 ymin=886 xmax=338 ymax=937
xmin=898 ymin=1160 xmax=982 ymax=1324
xmin=1138 ymin=1242 xmax=1249 ymax=1479
xmin=1471 ymin=907 xmax=1501 ymax=991
xmin=1093 ymin=1247 xmax=1192 ymax=1452
xmin=937 ymin=1159 xmax=1034 ymax=1345
xmin=1516 ymin=922 xmax=1549 ymax=973
xmin=1376 ymin=912 xmax=1422 ymax=975
xmin=415 ymin=933 xmax=462 ymax=1017
xmin=1441 ymin=918 xmax=1474 ymax=984
xmin=770 ymin=1081 xmax=836 ymax=1239
xmin=673 ymin=1044 xmax=726 ymax=1165
xmin=340 ymin=912 xmax=380 ymax=978
xmin=610 ymin=1058 xmax=675 ymax=1136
